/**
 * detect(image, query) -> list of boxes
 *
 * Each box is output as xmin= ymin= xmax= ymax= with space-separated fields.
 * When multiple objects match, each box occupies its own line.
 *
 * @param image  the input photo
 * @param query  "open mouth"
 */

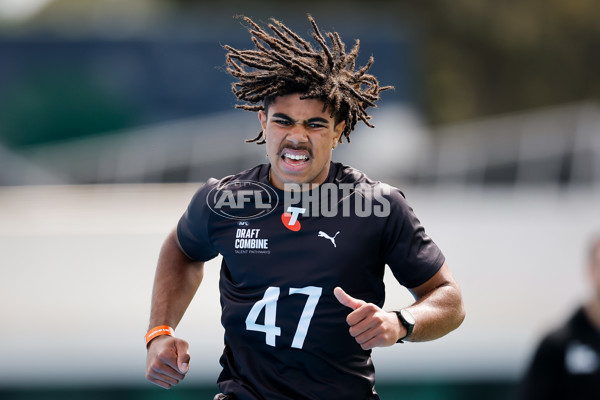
xmin=281 ymin=149 xmax=310 ymax=167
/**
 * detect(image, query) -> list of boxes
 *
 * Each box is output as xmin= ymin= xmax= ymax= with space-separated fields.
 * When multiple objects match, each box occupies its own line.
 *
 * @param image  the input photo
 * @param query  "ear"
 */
xmin=333 ymin=120 xmax=346 ymax=147
xmin=258 ymin=110 xmax=267 ymax=132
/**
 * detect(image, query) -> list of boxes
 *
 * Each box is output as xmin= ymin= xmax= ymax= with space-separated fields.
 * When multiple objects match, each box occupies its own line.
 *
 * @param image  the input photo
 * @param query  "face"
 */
xmin=258 ymin=93 xmax=345 ymax=190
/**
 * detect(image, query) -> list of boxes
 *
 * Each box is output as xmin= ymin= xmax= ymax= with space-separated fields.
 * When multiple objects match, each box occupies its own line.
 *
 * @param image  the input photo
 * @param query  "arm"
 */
xmin=335 ymin=261 xmax=465 ymax=349
xmin=402 ymin=261 xmax=465 ymax=341
xmin=145 ymin=229 xmax=205 ymax=389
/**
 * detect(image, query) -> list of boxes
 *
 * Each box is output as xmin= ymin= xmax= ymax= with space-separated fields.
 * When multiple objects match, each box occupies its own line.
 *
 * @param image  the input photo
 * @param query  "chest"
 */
xmin=210 ymin=210 xmax=385 ymax=290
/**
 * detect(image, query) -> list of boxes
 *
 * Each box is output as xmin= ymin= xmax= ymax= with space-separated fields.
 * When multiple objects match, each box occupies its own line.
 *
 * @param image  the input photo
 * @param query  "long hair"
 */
xmin=224 ymin=15 xmax=393 ymax=144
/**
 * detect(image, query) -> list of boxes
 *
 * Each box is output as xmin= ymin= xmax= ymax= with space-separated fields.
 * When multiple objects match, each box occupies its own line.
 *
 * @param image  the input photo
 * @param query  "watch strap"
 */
xmin=395 ymin=309 xmax=415 ymax=343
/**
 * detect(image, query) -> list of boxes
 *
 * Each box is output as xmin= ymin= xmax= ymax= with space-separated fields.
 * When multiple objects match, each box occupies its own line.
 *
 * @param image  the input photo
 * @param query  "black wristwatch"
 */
xmin=395 ymin=309 xmax=415 ymax=343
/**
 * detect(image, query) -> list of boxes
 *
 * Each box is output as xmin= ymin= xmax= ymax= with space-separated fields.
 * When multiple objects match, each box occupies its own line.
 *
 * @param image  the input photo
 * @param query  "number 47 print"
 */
xmin=245 ymin=286 xmax=322 ymax=349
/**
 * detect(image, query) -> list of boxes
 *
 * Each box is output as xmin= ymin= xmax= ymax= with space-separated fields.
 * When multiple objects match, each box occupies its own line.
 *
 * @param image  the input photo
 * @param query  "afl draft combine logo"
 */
xmin=207 ymin=180 xmax=279 ymax=221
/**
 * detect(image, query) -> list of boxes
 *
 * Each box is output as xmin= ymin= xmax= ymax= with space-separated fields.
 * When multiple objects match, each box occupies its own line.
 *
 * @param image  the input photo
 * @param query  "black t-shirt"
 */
xmin=516 ymin=307 xmax=600 ymax=400
xmin=177 ymin=162 xmax=445 ymax=400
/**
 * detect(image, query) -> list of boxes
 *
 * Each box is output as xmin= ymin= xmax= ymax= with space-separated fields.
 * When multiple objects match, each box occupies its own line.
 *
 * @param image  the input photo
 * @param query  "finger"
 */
xmin=157 ymin=349 xmax=186 ymax=376
xmin=357 ymin=335 xmax=380 ymax=351
xmin=349 ymin=315 xmax=380 ymax=338
xmin=148 ymin=377 xmax=171 ymax=390
xmin=154 ymin=356 xmax=186 ymax=381
xmin=148 ymin=368 xmax=180 ymax=388
xmin=175 ymin=341 xmax=191 ymax=373
xmin=146 ymin=364 xmax=183 ymax=390
xmin=359 ymin=326 xmax=399 ymax=350
xmin=346 ymin=303 xmax=379 ymax=327
xmin=354 ymin=322 xmax=385 ymax=343
xmin=334 ymin=287 xmax=365 ymax=311
xmin=352 ymin=318 xmax=398 ymax=350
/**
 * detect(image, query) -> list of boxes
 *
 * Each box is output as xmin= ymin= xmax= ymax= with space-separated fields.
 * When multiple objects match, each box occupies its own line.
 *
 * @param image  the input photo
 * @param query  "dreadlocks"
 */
xmin=224 ymin=15 xmax=393 ymax=144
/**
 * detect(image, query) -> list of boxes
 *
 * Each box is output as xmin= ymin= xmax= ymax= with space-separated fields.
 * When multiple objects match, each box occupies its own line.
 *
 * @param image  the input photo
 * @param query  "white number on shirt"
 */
xmin=245 ymin=286 xmax=281 ymax=346
xmin=245 ymin=286 xmax=323 ymax=349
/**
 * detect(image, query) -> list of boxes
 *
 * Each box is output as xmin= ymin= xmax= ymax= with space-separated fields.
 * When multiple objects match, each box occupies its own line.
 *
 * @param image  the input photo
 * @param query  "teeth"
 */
xmin=284 ymin=153 xmax=308 ymax=161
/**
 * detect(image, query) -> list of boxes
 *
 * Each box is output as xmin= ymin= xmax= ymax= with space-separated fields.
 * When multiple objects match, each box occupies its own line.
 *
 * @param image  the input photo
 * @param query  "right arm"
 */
xmin=145 ymin=228 xmax=205 ymax=389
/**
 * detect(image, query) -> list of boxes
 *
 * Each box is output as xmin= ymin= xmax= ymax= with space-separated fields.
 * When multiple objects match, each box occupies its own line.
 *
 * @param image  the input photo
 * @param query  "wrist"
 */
xmin=145 ymin=325 xmax=174 ymax=348
xmin=395 ymin=309 xmax=415 ymax=343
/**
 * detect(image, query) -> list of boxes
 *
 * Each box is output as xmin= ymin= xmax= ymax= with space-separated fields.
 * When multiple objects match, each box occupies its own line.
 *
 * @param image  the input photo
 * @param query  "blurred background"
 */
xmin=1 ymin=0 xmax=599 ymax=399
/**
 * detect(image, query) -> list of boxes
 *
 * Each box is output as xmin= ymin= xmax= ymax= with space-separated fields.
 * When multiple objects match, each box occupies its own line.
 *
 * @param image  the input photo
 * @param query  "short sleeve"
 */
xmin=176 ymin=179 xmax=219 ymax=262
xmin=382 ymin=187 xmax=445 ymax=288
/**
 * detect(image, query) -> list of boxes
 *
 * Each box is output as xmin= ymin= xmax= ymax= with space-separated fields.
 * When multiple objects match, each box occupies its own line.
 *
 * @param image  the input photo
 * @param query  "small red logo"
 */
xmin=281 ymin=213 xmax=301 ymax=231
xmin=281 ymin=207 xmax=305 ymax=231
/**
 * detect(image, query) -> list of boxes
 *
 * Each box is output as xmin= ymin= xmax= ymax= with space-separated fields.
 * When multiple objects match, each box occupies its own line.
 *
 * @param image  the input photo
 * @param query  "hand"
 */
xmin=334 ymin=287 xmax=404 ymax=350
xmin=145 ymin=335 xmax=190 ymax=389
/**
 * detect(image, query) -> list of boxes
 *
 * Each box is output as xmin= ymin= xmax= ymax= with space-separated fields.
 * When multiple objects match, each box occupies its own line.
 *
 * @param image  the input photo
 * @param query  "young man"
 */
xmin=516 ymin=236 xmax=600 ymax=399
xmin=145 ymin=16 xmax=465 ymax=399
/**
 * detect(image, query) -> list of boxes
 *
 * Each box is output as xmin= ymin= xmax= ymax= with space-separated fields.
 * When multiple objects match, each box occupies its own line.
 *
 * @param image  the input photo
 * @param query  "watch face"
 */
xmin=400 ymin=309 xmax=415 ymax=325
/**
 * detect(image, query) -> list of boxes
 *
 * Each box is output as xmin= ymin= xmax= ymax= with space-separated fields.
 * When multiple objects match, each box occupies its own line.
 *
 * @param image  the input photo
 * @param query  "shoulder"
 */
xmin=190 ymin=164 xmax=267 ymax=200
xmin=185 ymin=164 xmax=277 ymax=226
xmin=183 ymin=164 xmax=267 ymax=222
xmin=331 ymin=162 xmax=405 ymax=197
xmin=331 ymin=163 xmax=409 ymax=219
xmin=332 ymin=162 xmax=379 ymax=186
xmin=210 ymin=164 xmax=267 ymax=188
xmin=223 ymin=164 xmax=267 ymax=184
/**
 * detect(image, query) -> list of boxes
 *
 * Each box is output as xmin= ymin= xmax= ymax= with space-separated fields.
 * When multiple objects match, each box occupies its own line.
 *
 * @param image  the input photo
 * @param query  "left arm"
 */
xmin=335 ymin=261 xmax=465 ymax=349
xmin=402 ymin=261 xmax=465 ymax=341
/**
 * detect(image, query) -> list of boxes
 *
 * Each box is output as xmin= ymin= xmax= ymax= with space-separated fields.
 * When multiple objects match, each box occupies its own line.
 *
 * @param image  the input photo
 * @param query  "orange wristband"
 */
xmin=145 ymin=325 xmax=174 ymax=346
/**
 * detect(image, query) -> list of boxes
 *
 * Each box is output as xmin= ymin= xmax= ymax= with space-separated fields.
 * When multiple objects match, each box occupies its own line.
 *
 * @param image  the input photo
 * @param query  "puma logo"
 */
xmin=318 ymin=231 xmax=340 ymax=248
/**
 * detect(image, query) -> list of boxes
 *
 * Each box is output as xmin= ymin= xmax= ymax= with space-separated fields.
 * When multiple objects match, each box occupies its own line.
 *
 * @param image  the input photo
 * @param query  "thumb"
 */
xmin=175 ymin=340 xmax=190 ymax=374
xmin=334 ymin=287 xmax=365 ymax=310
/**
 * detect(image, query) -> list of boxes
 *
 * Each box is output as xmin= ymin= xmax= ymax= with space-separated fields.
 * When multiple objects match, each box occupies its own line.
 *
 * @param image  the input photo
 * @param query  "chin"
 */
xmin=281 ymin=174 xmax=310 ymax=185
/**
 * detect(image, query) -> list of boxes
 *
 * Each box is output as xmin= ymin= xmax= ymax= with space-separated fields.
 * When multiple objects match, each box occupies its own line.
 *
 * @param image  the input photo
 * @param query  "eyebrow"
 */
xmin=271 ymin=113 xmax=329 ymax=125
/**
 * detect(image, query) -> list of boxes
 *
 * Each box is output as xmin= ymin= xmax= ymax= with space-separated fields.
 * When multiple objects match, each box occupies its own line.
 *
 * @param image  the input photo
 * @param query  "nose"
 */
xmin=286 ymin=124 xmax=309 ymax=144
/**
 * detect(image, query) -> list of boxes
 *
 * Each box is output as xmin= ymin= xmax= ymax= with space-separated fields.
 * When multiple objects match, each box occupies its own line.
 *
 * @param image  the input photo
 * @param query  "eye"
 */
xmin=307 ymin=123 xmax=326 ymax=129
xmin=273 ymin=119 xmax=292 ymax=126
